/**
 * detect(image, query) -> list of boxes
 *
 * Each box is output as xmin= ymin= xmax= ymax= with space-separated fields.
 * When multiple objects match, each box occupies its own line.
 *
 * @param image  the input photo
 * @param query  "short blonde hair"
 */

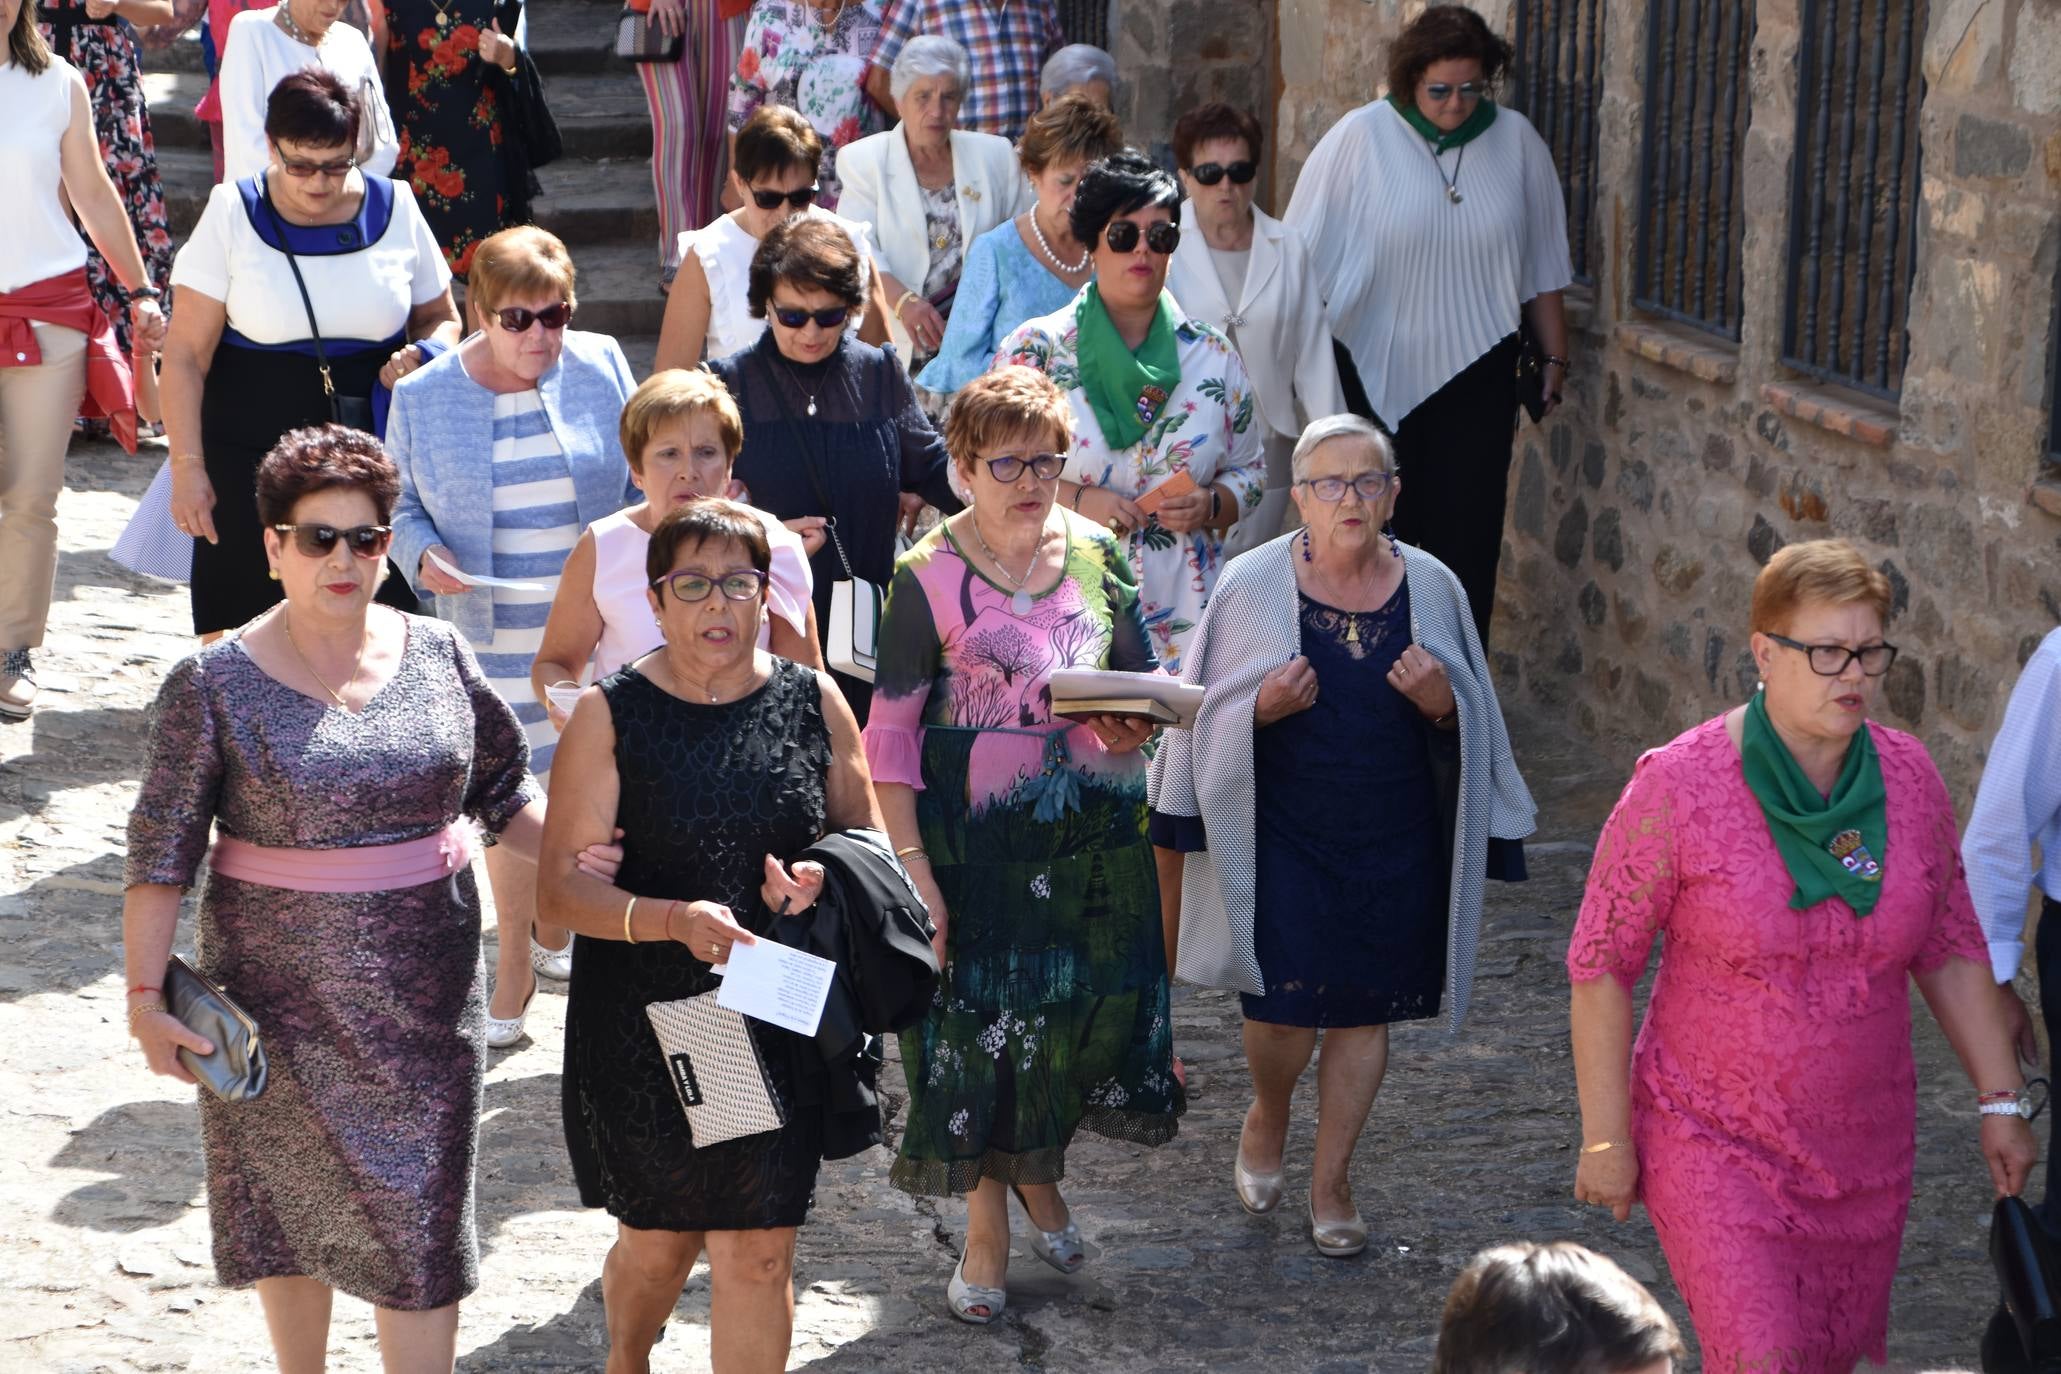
xmin=943 ymin=367 xmax=1074 ymax=471
xmin=467 ymin=225 xmax=577 ymax=318
xmin=1750 ymin=538 xmax=1892 ymax=635
xmin=619 ymin=369 xmax=744 ymax=474
xmin=1017 ymin=93 xmax=1123 ymax=176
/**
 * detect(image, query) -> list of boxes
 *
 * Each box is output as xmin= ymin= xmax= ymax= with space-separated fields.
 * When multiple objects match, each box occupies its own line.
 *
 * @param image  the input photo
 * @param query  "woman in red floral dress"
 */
xmin=383 ymin=0 xmax=520 ymax=272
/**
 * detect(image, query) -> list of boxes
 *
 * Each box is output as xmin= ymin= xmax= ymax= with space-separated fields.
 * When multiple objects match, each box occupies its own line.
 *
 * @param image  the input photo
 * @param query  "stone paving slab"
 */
xmin=0 ymin=436 xmax=2028 ymax=1370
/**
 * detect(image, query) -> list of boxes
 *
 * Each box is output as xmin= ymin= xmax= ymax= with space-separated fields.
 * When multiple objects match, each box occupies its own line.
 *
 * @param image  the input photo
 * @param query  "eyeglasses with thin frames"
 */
xmin=1764 ymin=633 xmax=1899 ymax=677
xmin=1298 ymin=473 xmax=1396 ymax=502
xmin=651 ymin=569 xmax=768 ymax=603
xmin=271 ymin=523 xmax=394 ymax=559
xmin=276 ymin=153 xmax=358 ymax=179
xmin=1104 ymin=220 xmax=1181 ymax=254
xmin=978 ymin=451 xmax=1067 ymax=483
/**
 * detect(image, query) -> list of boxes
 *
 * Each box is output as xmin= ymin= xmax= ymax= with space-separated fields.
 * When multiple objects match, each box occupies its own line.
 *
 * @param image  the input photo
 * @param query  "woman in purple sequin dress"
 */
xmin=122 ymin=427 xmax=546 ymax=1371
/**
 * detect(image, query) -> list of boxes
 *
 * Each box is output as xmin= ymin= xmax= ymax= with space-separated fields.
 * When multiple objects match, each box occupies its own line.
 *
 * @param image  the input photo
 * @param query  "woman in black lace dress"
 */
xmin=539 ymin=498 xmax=883 ymax=1374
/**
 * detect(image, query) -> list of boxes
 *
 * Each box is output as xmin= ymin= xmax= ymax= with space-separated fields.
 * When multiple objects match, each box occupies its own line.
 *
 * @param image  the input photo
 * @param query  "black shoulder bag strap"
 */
xmin=260 ymin=188 xmax=372 ymax=432
xmin=763 ymin=353 xmax=858 ymax=584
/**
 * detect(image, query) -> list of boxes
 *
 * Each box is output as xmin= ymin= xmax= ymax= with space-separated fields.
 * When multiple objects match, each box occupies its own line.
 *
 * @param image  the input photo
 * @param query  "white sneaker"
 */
xmin=531 ymin=935 xmax=574 ymax=982
xmin=0 ymin=649 xmax=35 ymax=721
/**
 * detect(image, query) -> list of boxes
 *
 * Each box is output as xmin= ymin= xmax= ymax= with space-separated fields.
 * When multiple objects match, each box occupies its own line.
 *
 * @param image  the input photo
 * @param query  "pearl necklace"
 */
xmin=1028 ymin=208 xmax=1090 ymax=275
xmin=274 ymin=2 xmax=322 ymax=46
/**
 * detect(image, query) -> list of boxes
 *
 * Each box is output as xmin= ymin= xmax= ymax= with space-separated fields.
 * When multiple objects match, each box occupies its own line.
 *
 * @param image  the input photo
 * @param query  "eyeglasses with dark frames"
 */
xmin=651 ymin=569 xmax=769 ymax=603
xmin=1297 ymin=473 xmax=1396 ymax=502
xmin=771 ymin=304 xmax=853 ymax=330
xmin=750 ymin=185 xmax=820 ymax=211
xmin=271 ymin=523 xmax=394 ymax=559
xmin=495 ymin=302 xmax=575 ymax=333
xmin=1104 ymin=220 xmax=1181 ymax=255
xmin=276 ymin=153 xmax=358 ymax=179
xmin=1764 ymin=633 xmax=1899 ymax=677
xmin=1422 ymin=81 xmax=1486 ymax=104
xmin=978 ymin=451 xmax=1067 ymax=483
xmin=1188 ymin=161 xmax=1257 ymax=187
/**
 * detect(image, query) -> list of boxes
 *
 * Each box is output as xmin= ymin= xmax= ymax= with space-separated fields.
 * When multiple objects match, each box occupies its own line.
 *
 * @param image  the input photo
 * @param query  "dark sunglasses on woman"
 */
xmin=1189 ymin=160 xmax=1256 ymax=187
xmin=495 ymin=302 xmax=575 ymax=332
xmin=1104 ymin=220 xmax=1181 ymax=255
xmin=272 ymin=523 xmax=395 ymax=559
xmin=750 ymin=185 xmax=820 ymax=211
xmin=980 ymin=452 xmax=1066 ymax=482
xmin=772 ymin=304 xmax=851 ymax=330
xmin=1423 ymin=81 xmax=1485 ymax=104
xmin=277 ymin=154 xmax=357 ymax=179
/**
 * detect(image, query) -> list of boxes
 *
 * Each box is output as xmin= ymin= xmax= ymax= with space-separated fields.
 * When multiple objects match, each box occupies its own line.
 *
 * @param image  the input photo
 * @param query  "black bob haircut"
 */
xmin=1067 ymin=149 xmax=1180 ymax=247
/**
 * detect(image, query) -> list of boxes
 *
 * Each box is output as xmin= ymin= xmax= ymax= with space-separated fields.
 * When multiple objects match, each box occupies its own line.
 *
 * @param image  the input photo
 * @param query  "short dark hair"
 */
xmin=646 ymin=498 xmax=772 ymax=585
xmin=1172 ymin=103 xmax=1264 ymax=170
xmin=255 ymin=424 xmax=400 ymax=526
xmin=1067 ymin=149 xmax=1180 ymax=247
xmin=733 ymin=104 xmax=823 ymax=186
xmin=264 ymin=68 xmax=361 ymax=152
xmin=746 ymin=218 xmax=865 ymax=318
xmin=1432 ymin=1242 xmax=1685 ymax=1374
xmin=1387 ymin=4 xmax=1514 ymax=100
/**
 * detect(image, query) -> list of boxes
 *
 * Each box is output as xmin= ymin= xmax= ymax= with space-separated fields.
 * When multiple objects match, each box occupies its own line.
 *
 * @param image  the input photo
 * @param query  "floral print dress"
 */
xmin=727 ymin=0 xmax=887 ymax=208
xmin=386 ymin=0 xmax=512 ymax=273
xmin=864 ymin=513 xmax=1183 ymax=1196
xmin=997 ymin=299 xmax=1264 ymax=675
xmin=40 ymin=0 xmax=174 ymax=356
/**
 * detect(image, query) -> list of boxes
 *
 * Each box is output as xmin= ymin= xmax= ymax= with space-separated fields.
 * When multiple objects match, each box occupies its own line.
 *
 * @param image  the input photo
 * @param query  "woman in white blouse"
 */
xmin=833 ymin=35 xmax=1028 ymax=369
xmin=1285 ymin=5 xmax=1570 ymax=644
xmin=216 ymin=0 xmax=397 ymax=185
xmin=654 ymin=103 xmax=890 ymax=369
xmin=1166 ymin=102 xmax=1343 ymax=554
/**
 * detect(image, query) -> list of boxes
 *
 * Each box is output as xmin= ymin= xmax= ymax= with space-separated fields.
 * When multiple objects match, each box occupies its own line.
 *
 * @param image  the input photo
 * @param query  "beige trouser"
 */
xmin=0 ymin=323 xmax=87 ymax=650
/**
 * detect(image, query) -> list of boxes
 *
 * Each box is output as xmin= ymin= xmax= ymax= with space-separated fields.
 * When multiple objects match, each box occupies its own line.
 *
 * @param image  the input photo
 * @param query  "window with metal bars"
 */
xmin=1055 ymin=0 xmax=1108 ymax=50
xmin=1782 ymin=0 xmax=1925 ymax=400
xmin=1509 ymin=0 xmax=1605 ymax=285
xmin=1632 ymin=0 xmax=1754 ymax=339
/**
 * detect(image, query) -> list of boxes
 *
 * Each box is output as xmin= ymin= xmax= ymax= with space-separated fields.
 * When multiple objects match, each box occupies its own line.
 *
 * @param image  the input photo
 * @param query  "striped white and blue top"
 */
xmin=478 ymin=389 xmax=582 ymax=775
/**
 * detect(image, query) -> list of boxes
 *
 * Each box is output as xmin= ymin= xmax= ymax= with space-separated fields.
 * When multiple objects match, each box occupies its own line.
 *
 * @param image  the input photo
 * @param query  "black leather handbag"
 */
xmin=1992 ymin=1195 xmax=2061 ymax=1371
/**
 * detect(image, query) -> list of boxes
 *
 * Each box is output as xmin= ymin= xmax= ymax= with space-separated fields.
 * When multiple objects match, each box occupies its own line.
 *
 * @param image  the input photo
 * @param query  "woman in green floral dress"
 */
xmin=865 ymin=366 xmax=1181 ymax=1325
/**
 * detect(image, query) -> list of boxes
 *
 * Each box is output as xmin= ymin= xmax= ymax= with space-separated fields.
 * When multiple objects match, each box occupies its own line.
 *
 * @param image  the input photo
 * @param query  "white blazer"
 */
xmin=1165 ymin=202 xmax=1345 ymax=441
xmin=834 ymin=125 xmax=1030 ymax=358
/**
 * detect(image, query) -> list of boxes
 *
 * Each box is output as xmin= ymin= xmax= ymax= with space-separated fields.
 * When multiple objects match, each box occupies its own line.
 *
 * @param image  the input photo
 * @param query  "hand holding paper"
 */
xmin=715 ymin=937 xmax=837 ymax=1038
xmin=427 ymin=548 xmax=551 ymax=593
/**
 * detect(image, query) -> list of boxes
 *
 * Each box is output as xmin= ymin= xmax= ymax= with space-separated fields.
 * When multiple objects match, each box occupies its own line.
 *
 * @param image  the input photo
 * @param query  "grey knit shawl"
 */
xmin=1146 ymin=533 xmax=1538 ymax=1032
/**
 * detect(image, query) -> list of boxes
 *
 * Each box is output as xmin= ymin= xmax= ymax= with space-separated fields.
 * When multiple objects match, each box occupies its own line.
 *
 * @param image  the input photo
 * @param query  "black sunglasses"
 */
xmin=272 ymin=522 xmax=394 ymax=559
xmin=277 ymin=154 xmax=358 ymax=179
xmin=751 ymin=185 xmax=820 ymax=211
xmin=772 ymin=304 xmax=852 ymax=330
xmin=495 ymin=302 xmax=574 ymax=333
xmin=980 ymin=451 xmax=1066 ymax=483
xmin=1105 ymin=220 xmax=1181 ymax=254
xmin=1189 ymin=160 xmax=1256 ymax=187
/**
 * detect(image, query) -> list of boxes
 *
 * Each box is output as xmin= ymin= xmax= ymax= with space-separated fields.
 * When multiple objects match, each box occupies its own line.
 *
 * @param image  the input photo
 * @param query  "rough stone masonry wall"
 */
xmin=1114 ymin=0 xmax=1275 ymax=181
xmin=1273 ymin=0 xmax=2061 ymax=805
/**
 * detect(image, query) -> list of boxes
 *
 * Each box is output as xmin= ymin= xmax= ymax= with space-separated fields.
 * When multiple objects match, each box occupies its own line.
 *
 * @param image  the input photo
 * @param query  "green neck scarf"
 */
xmin=1388 ymin=92 xmax=1498 ymax=151
xmin=1074 ymin=284 xmax=1181 ymax=451
xmin=1739 ymin=691 xmax=1888 ymax=917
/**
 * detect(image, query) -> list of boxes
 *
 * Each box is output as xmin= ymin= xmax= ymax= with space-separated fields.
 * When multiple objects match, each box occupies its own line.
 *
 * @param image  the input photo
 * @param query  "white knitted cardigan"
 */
xmin=1146 ymin=533 xmax=1537 ymax=1032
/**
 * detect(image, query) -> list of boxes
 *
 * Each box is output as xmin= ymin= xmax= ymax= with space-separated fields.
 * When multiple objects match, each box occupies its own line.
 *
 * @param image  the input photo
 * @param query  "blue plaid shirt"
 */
xmin=869 ymin=0 xmax=1060 ymax=141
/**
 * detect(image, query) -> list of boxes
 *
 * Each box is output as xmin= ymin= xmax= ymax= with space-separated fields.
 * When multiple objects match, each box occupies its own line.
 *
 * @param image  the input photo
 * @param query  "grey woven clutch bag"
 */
xmin=645 ymin=992 xmax=785 ymax=1147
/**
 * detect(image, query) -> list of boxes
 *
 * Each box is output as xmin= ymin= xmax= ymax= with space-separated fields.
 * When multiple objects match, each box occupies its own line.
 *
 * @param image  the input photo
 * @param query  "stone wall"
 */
xmin=1113 ymin=0 xmax=1275 ymax=187
xmin=1272 ymin=0 xmax=2061 ymax=805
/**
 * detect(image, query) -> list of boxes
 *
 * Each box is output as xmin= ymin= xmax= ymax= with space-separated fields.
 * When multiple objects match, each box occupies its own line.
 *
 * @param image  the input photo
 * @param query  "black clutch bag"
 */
xmin=1991 ymin=1193 xmax=2061 ymax=1371
xmin=165 ymin=955 xmax=268 ymax=1103
xmin=1514 ymin=323 xmax=1549 ymax=425
xmin=615 ymin=6 xmax=684 ymax=61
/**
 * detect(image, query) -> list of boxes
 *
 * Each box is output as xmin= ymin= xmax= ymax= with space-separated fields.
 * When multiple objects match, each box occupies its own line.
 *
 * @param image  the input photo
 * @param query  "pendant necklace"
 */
xmin=778 ymin=355 xmax=821 ymax=417
xmin=283 ymin=610 xmax=362 ymax=708
xmin=1028 ymin=207 xmax=1090 ymax=275
xmin=429 ymin=0 xmax=459 ymax=31
xmin=966 ymin=515 xmax=1048 ymax=615
xmin=1424 ymin=139 xmax=1466 ymax=205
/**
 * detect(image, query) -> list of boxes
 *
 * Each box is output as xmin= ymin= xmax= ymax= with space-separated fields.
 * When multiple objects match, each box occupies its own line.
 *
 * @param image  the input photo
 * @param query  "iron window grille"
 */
xmin=1510 ymin=0 xmax=1606 ymax=285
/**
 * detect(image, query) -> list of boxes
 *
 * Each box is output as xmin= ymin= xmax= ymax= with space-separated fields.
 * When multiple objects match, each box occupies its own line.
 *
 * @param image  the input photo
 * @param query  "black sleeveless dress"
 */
xmin=562 ymin=657 xmax=831 ymax=1231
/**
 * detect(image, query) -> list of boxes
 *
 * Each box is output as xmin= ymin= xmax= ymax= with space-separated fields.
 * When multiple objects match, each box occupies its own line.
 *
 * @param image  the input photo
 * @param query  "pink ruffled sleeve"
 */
xmin=1567 ymin=747 xmax=1681 ymax=991
xmin=860 ymin=557 xmax=936 ymax=790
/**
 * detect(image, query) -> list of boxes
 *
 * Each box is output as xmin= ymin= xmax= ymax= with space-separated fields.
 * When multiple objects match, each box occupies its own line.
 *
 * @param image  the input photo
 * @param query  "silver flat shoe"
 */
xmin=531 ymin=934 xmax=574 ymax=982
xmin=1235 ymin=1152 xmax=1286 ymax=1215
xmin=947 ymin=1252 xmax=1006 ymax=1324
xmin=1012 ymin=1186 xmax=1086 ymax=1272
xmin=1306 ymin=1193 xmax=1367 ymax=1259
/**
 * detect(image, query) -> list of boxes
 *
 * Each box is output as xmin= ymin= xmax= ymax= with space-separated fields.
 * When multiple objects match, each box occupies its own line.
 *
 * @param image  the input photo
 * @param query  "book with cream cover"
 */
xmin=1048 ymin=669 xmax=1205 ymax=729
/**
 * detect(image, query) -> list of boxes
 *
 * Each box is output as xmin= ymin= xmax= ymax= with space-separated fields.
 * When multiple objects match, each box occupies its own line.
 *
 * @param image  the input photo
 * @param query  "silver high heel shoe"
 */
xmin=1306 ymin=1192 xmax=1367 ymax=1259
xmin=1012 ymin=1185 xmax=1086 ymax=1273
xmin=948 ymin=1252 xmax=1007 ymax=1324
xmin=1234 ymin=1152 xmax=1286 ymax=1215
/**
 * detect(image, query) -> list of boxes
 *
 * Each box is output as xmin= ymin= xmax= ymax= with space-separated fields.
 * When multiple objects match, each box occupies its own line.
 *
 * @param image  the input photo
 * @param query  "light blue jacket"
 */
xmin=387 ymin=329 xmax=637 ymax=646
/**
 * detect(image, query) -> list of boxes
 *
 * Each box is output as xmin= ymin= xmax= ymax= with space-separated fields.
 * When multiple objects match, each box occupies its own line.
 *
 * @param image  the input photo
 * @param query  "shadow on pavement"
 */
xmin=50 ymin=1097 xmax=205 ymax=1232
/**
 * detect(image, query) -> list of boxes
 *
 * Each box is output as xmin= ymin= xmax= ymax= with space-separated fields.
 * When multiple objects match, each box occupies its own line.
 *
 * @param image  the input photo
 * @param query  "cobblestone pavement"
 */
xmin=1 ymin=437 xmax=2028 ymax=1371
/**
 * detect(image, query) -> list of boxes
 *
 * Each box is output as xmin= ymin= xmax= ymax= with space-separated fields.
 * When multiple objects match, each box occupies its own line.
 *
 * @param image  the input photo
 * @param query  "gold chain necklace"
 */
xmin=283 ymin=610 xmax=362 ymax=708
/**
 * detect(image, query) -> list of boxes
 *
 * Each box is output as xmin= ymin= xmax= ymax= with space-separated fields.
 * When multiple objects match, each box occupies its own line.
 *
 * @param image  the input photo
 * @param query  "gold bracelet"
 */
xmin=895 ymin=845 xmax=930 ymax=864
xmin=128 ymin=1000 xmax=168 ymax=1032
xmin=1580 ymin=1139 xmax=1629 ymax=1155
xmin=892 ymin=289 xmax=920 ymax=320
xmin=622 ymin=894 xmax=638 ymax=944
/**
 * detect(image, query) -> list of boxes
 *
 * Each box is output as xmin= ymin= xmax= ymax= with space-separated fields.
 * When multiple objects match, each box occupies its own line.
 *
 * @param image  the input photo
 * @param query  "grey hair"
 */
xmin=1291 ymin=414 xmax=1397 ymax=482
xmin=1040 ymin=43 xmax=1117 ymax=98
xmin=890 ymin=35 xmax=972 ymax=105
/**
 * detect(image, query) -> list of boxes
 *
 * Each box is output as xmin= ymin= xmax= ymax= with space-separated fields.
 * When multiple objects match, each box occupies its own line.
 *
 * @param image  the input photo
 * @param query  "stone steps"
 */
xmin=145 ymin=0 xmax=620 ymax=76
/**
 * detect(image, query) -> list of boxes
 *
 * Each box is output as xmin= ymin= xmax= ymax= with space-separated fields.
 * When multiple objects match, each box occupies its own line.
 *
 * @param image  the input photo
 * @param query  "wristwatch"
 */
xmin=123 ymin=285 xmax=162 ymax=304
xmin=1980 ymin=1092 xmax=2034 ymax=1119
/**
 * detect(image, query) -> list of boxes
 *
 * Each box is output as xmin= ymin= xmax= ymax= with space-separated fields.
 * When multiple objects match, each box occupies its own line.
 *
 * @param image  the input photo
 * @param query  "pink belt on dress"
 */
xmin=209 ymin=820 xmax=476 ymax=893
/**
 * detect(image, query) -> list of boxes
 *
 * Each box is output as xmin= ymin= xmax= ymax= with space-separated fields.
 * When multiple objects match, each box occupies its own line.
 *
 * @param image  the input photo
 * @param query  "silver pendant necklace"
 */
xmin=778 ymin=355 xmax=821 ymax=416
xmin=966 ymin=515 xmax=1048 ymax=615
xmin=1425 ymin=139 xmax=1466 ymax=205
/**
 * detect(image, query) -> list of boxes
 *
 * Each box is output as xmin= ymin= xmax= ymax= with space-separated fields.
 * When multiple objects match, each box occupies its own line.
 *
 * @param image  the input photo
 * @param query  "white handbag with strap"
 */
xmin=644 ymin=991 xmax=786 ymax=1148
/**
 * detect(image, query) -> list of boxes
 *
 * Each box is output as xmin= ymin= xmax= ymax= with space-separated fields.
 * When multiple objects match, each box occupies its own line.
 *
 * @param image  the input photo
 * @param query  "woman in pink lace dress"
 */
xmin=1566 ymin=539 xmax=2036 ymax=1372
